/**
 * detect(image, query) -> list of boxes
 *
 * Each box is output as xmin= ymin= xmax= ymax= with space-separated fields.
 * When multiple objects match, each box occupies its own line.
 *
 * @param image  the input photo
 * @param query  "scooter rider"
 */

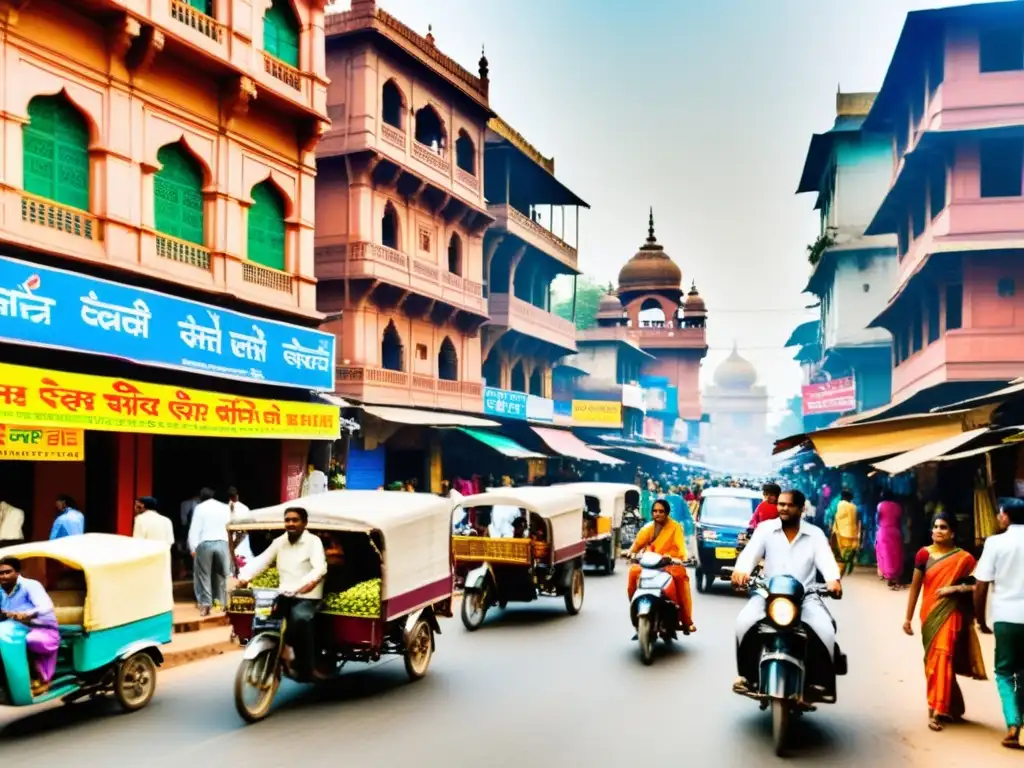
xmin=730 ymin=489 xmax=842 ymax=690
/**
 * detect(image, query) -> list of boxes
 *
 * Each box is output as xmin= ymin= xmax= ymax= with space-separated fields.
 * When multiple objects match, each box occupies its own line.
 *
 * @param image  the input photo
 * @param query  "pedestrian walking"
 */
xmin=50 ymin=494 xmax=84 ymax=539
xmin=974 ymin=497 xmax=1024 ymax=750
xmin=132 ymin=496 xmax=175 ymax=546
xmin=187 ymin=488 xmax=231 ymax=617
xmin=903 ymin=511 xmax=986 ymax=732
xmin=833 ymin=489 xmax=861 ymax=575
xmin=876 ymin=490 xmax=905 ymax=589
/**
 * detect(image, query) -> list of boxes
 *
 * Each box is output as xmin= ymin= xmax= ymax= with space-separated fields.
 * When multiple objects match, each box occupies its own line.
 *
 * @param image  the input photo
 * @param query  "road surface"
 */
xmin=1 ymin=569 xmax=1018 ymax=766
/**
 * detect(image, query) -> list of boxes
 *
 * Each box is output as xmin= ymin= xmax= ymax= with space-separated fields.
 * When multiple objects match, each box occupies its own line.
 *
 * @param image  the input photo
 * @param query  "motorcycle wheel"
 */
xmin=771 ymin=700 xmax=789 ymax=756
xmin=461 ymin=585 xmax=490 ymax=631
xmin=234 ymin=650 xmax=280 ymax=723
xmin=695 ymin=567 xmax=708 ymax=593
xmin=637 ymin=615 xmax=654 ymax=666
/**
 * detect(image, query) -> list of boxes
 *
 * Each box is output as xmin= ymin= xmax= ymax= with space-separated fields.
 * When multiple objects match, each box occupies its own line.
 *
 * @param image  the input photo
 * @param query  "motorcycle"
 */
xmin=628 ymin=551 xmax=685 ymax=665
xmin=733 ymin=573 xmax=846 ymax=756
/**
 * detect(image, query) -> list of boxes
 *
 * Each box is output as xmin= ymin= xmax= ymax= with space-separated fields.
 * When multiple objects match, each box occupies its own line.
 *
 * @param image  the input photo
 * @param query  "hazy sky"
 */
xmin=333 ymin=0 xmax=1000 ymax=419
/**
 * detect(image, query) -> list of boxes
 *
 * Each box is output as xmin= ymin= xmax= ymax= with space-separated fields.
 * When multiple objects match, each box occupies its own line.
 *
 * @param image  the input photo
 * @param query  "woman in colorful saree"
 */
xmin=903 ymin=511 xmax=987 ymax=731
xmin=627 ymin=499 xmax=695 ymax=633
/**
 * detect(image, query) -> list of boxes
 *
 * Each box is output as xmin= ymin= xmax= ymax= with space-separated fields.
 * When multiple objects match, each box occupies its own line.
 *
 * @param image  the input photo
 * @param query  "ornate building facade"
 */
xmin=702 ymin=345 xmax=772 ymax=474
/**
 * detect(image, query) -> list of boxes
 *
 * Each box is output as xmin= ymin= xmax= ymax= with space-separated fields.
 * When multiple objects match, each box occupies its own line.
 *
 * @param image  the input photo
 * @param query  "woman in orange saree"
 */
xmin=903 ymin=511 xmax=987 ymax=731
xmin=627 ymin=499 xmax=695 ymax=633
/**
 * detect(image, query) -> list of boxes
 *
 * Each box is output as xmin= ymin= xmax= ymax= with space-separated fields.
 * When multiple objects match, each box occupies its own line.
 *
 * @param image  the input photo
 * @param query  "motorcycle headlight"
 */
xmin=767 ymin=597 xmax=798 ymax=628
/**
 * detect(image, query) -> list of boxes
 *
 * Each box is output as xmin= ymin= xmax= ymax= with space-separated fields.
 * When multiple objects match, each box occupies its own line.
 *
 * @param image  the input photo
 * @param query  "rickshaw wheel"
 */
xmin=565 ymin=567 xmax=584 ymax=615
xmin=114 ymin=652 xmax=157 ymax=712
xmin=461 ymin=586 xmax=490 ymax=631
xmin=234 ymin=651 xmax=280 ymax=723
xmin=403 ymin=620 xmax=434 ymax=681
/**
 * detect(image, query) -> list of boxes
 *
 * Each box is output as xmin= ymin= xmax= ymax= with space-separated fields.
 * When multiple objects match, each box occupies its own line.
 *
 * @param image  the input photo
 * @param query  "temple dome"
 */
xmin=617 ymin=209 xmax=682 ymax=293
xmin=714 ymin=343 xmax=757 ymax=390
xmin=683 ymin=281 xmax=706 ymax=315
xmin=596 ymin=291 xmax=622 ymax=317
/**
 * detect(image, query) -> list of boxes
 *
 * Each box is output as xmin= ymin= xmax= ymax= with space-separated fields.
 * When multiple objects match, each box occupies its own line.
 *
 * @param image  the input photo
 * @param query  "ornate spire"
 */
xmin=479 ymin=44 xmax=489 ymax=81
xmin=426 ymin=24 xmax=435 ymax=46
xmin=647 ymin=206 xmax=656 ymax=243
xmin=690 ymin=279 xmax=698 ymax=293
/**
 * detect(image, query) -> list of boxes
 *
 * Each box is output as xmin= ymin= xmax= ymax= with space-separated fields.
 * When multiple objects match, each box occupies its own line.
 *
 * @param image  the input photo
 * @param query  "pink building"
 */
xmin=0 ymin=0 xmax=333 ymax=536
xmin=865 ymin=2 xmax=1024 ymax=409
xmin=314 ymin=0 xmax=493 ymax=413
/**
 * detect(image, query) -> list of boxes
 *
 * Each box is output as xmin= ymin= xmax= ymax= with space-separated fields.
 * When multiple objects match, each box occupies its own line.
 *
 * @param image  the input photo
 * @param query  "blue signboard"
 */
xmin=0 ymin=255 xmax=335 ymax=391
xmin=483 ymin=387 xmax=528 ymax=419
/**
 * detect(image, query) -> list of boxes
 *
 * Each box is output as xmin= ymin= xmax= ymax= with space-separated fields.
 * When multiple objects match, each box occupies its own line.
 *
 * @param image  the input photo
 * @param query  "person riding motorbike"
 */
xmin=627 ymin=498 xmax=696 ymax=635
xmin=730 ymin=489 xmax=842 ymax=691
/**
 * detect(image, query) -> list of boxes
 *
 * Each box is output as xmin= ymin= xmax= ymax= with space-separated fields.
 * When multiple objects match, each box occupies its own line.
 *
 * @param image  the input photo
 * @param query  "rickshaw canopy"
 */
xmin=0 ymin=534 xmax=173 ymax=633
xmin=229 ymin=491 xmax=453 ymax=601
xmin=552 ymin=482 xmax=641 ymax=528
xmin=456 ymin=487 xmax=586 ymax=549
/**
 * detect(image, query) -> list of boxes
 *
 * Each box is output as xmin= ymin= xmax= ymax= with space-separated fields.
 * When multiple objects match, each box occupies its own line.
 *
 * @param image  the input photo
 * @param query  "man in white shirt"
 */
xmin=0 ymin=500 xmax=25 ymax=545
xmin=132 ymin=497 xmax=174 ymax=546
xmin=228 ymin=487 xmax=252 ymax=574
xmin=974 ymin=497 xmax=1024 ymax=749
xmin=188 ymin=488 xmax=231 ymax=617
xmin=238 ymin=506 xmax=327 ymax=680
xmin=300 ymin=464 xmax=328 ymax=497
xmin=731 ymin=489 xmax=842 ymax=689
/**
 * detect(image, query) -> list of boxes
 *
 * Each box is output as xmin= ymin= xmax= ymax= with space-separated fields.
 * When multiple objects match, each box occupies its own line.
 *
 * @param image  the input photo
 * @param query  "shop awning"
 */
xmin=458 ymin=428 xmax=547 ymax=459
xmin=870 ymin=428 xmax=990 ymax=475
xmin=932 ymin=379 xmax=1024 ymax=413
xmin=531 ymin=427 xmax=624 ymax=464
xmin=362 ymin=405 xmax=499 ymax=428
xmin=601 ymin=445 xmax=696 ymax=467
xmin=318 ymin=394 xmax=354 ymax=408
xmin=936 ymin=442 xmax=1017 ymax=462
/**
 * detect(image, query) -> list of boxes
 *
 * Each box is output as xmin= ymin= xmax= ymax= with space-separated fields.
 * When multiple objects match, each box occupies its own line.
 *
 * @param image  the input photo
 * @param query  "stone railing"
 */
xmin=242 ymin=261 xmax=293 ymax=293
xmin=263 ymin=52 xmax=301 ymax=90
xmin=508 ymin=295 xmax=575 ymax=336
xmin=340 ymin=241 xmax=483 ymax=303
xmin=169 ymin=0 xmax=224 ymax=43
xmin=412 ymin=141 xmax=451 ymax=175
xmin=504 ymin=205 xmax=577 ymax=264
xmin=381 ymin=122 xmax=406 ymax=150
xmin=455 ymin=167 xmax=480 ymax=193
xmin=20 ymin=193 xmax=101 ymax=241
xmin=349 ymin=241 xmax=408 ymax=268
xmin=155 ymin=233 xmax=210 ymax=270
xmin=336 ymin=365 xmax=483 ymax=399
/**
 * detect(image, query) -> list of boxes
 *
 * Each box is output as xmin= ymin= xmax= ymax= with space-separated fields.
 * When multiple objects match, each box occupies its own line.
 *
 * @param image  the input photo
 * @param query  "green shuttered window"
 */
xmin=264 ymin=0 xmax=300 ymax=67
xmin=247 ymin=182 xmax=286 ymax=270
xmin=154 ymin=143 xmax=205 ymax=245
xmin=23 ymin=94 xmax=90 ymax=210
xmin=189 ymin=0 xmax=212 ymax=13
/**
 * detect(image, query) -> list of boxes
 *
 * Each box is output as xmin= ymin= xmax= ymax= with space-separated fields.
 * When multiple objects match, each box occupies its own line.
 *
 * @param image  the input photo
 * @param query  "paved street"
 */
xmin=1 ymin=569 xmax=1019 ymax=767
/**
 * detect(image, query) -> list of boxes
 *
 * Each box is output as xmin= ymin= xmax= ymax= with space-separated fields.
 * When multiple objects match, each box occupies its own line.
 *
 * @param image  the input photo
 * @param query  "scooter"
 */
xmin=732 ymin=574 xmax=847 ymax=757
xmin=628 ymin=551 xmax=685 ymax=665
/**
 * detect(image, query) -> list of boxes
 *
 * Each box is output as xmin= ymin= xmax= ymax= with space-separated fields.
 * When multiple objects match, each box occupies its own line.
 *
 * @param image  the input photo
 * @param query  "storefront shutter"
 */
xmin=23 ymin=94 xmax=90 ymax=211
xmin=264 ymin=0 xmax=300 ymax=67
xmin=154 ymin=143 xmax=205 ymax=245
xmin=346 ymin=445 xmax=385 ymax=490
xmin=247 ymin=181 xmax=286 ymax=270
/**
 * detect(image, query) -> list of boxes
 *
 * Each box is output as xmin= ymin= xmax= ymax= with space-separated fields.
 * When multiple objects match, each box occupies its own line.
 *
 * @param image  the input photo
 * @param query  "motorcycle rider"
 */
xmin=730 ymin=489 xmax=842 ymax=692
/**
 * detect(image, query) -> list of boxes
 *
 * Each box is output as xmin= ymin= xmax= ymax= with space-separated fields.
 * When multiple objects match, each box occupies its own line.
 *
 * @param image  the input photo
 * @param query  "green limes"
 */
xmin=323 ymin=579 xmax=381 ymax=618
xmin=251 ymin=568 xmax=280 ymax=588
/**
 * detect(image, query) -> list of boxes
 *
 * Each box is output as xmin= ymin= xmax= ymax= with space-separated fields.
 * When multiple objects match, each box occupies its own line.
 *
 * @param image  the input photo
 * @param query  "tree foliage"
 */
xmin=552 ymin=276 xmax=607 ymax=330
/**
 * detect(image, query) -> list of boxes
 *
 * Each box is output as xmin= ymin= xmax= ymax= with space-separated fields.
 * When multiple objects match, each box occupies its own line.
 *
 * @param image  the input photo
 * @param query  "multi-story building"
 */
xmin=481 ymin=117 xmax=585 ymax=398
xmin=315 ymin=0 xmax=493 ymax=414
xmin=797 ymin=91 xmax=897 ymax=417
xmin=0 ymin=0 xmax=336 ymax=538
xmin=702 ymin=345 xmax=771 ymax=474
xmin=863 ymin=1 xmax=1024 ymax=412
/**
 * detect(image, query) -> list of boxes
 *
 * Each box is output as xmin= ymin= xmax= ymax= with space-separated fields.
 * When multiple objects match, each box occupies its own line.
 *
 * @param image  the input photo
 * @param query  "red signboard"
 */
xmin=801 ymin=377 xmax=856 ymax=416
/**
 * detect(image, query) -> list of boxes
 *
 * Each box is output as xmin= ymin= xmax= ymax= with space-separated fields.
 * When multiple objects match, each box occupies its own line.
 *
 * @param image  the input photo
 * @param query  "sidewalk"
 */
xmin=163 ymin=602 xmax=234 ymax=671
xmin=840 ymin=570 xmax=1020 ymax=766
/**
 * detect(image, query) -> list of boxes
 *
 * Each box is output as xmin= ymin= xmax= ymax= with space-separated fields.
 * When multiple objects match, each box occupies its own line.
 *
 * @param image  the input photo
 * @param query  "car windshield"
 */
xmin=699 ymin=496 xmax=757 ymax=527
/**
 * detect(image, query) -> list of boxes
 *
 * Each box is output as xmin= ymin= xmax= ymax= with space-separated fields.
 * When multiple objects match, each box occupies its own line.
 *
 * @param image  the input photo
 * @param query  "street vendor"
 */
xmin=0 ymin=556 xmax=61 ymax=695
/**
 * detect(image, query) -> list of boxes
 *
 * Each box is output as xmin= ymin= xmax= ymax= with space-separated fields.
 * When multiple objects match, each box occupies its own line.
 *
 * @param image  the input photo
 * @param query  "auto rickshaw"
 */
xmin=0 ymin=534 xmax=173 ymax=711
xmin=554 ymin=482 xmax=640 ymax=573
xmin=227 ymin=491 xmax=454 ymax=723
xmin=454 ymin=487 xmax=586 ymax=630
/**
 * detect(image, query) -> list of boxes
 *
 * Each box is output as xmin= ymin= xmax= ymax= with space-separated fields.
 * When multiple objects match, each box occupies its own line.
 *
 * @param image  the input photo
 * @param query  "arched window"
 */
xmin=510 ymin=361 xmax=526 ymax=393
xmin=529 ymin=367 xmax=543 ymax=397
xmin=438 ymin=337 xmax=458 ymax=381
xmin=447 ymin=232 xmax=462 ymax=276
xmin=23 ymin=93 xmax=90 ymax=210
xmin=247 ymin=181 xmax=287 ymax=270
xmin=381 ymin=202 xmax=399 ymax=249
xmin=382 ymin=80 xmax=405 ymax=130
xmin=263 ymin=0 xmax=300 ymax=67
xmin=482 ymin=349 xmax=501 ymax=388
xmin=638 ymin=297 xmax=667 ymax=327
xmin=455 ymin=129 xmax=475 ymax=175
xmin=414 ymin=104 xmax=445 ymax=153
xmin=381 ymin=321 xmax=404 ymax=372
xmin=154 ymin=142 xmax=205 ymax=245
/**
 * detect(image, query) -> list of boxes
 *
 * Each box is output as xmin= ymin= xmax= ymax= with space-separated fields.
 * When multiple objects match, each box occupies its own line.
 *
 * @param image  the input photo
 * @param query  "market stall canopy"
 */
xmin=773 ymin=410 xmax=986 ymax=468
xmin=361 ymin=405 xmax=499 ymax=428
xmin=531 ymin=427 xmax=624 ymax=464
xmin=870 ymin=428 xmax=989 ymax=475
xmin=318 ymin=394 xmax=353 ymax=408
xmin=599 ymin=444 xmax=699 ymax=467
xmin=457 ymin=428 xmax=547 ymax=459
xmin=931 ymin=379 xmax=1024 ymax=413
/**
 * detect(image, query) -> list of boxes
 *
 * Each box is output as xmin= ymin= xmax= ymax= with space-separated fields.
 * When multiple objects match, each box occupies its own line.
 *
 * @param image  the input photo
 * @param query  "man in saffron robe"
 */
xmin=627 ymin=498 xmax=696 ymax=633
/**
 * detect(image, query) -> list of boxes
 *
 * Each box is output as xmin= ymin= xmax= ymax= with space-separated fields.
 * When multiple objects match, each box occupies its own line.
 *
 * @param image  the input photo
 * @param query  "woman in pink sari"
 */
xmin=876 ymin=490 xmax=905 ymax=589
